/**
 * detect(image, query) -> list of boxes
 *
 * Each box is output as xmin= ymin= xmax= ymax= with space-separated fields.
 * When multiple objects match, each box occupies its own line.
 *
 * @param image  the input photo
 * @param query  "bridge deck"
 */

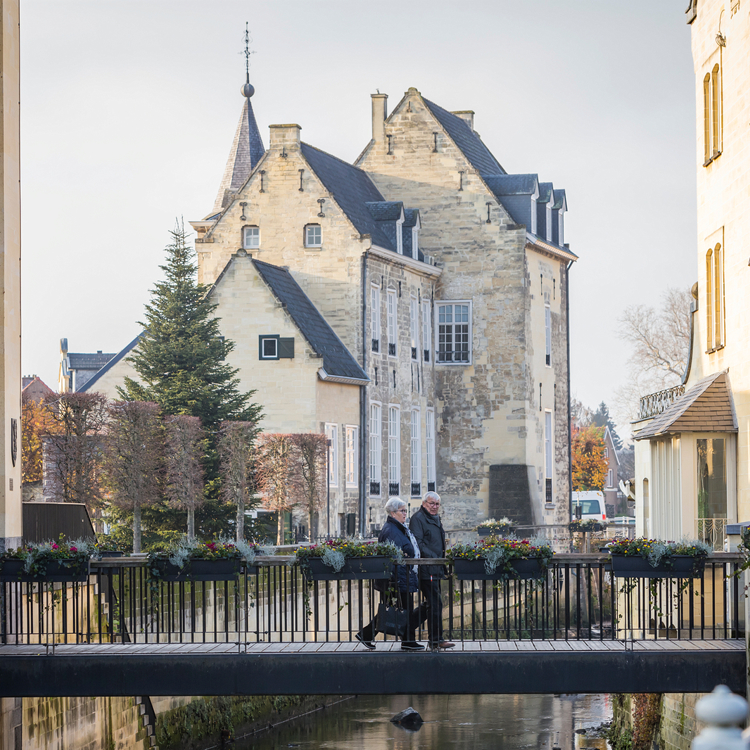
xmin=0 ymin=640 xmax=743 ymax=696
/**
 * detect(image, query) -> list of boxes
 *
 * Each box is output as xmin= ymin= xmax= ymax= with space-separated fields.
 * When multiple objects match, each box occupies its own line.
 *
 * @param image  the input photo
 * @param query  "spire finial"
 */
xmin=241 ymin=23 xmax=256 ymax=98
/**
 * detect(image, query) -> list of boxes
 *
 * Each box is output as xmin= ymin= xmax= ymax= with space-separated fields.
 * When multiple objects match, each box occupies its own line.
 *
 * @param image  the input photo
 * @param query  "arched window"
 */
xmin=711 ymin=64 xmax=721 ymax=156
xmin=242 ymin=225 xmax=260 ymax=249
xmin=703 ymin=73 xmax=711 ymax=163
xmin=713 ymin=242 xmax=723 ymax=348
xmin=706 ymin=248 xmax=714 ymax=350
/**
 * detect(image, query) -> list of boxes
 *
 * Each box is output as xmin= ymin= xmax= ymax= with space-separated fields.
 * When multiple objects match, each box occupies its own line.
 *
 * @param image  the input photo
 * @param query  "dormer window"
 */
xmin=530 ymin=187 xmax=539 ymax=235
xmin=242 ymin=226 xmax=260 ymax=249
xmin=545 ymin=202 xmax=552 ymax=242
xmin=305 ymin=224 xmax=322 ymax=247
xmin=558 ymin=210 xmax=564 ymax=246
xmin=396 ymin=217 xmax=404 ymax=254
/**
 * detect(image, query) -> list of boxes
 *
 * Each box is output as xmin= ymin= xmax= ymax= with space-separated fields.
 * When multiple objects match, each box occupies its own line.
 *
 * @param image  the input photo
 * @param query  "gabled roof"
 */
xmin=252 ymin=259 xmax=368 ymax=383
xmin=68 ymin=352 xmax=115 ymax=371
xmin=423 ymin=98 xmax=505 ymax=176
xmin=538 ymin=182 xmax=554 ymax=204
xmin=634 ymin=371 xmax=737 ymax=440
xmin=212 ymin=92 xmax=265 ymax=213
xmin=552 ymin=189 xmax=567 ymax=211
xmin=300 ymin=142 xmax=395 ymax=251
xmin=78 ymin=334 xmax=142 ymax=393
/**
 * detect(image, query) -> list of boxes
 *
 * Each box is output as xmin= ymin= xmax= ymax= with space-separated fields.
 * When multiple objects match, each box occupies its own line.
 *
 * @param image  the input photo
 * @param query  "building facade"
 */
xmin=91 ymin=80 xmax=576 ymax=536
xmin=633 ymin=0 xmax=748 ymax=550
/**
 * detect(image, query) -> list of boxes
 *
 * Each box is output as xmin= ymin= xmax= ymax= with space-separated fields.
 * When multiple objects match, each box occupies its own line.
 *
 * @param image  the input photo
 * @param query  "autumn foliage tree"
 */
xmin=218 ymin=421 xmax=260 ymax=542
xmin=41 ymin=392 xmax=109 ymax=511
xmin=102 ymin=401 xmax=163 ymax=553
xmin=571 ymin=424 xmax=607 ymax=492
xmin=257 ymin=434 xmax=295 ymax=545
xmin=164 ymin=415 xmax=206 ymax=540
xmin=289 ymin=433 xmax=328 ymax=541
xmin=21 ymin=393 xmax=56 ymax=485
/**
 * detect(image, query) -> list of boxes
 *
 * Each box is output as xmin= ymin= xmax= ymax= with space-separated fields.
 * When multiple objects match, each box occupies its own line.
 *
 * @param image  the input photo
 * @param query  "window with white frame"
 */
xmin=545 ymin=410 xmax=553 ymax=503
xmin=545 ymin=304 xmax=551 ymax=366
xmin=546 ymin=202 xmax=552 ymax=242
xmin=422 ymin=300 xmax=431 ymax=362
xmin=369 ymin=403 xmax=382 ymax=496
xmin=558 ymin=210 xmax=564 ymax=246
xmin=410 ymin=409 xmax=421 ymax=497
xmin=410 ymin=296 xmax=419 ymax=360
xmin=387 ymin=289 xmax=397 ymax=357
xmin=345 ymin=426 xmax=358 ymax=487
xmin=304 ymin=224 xmax=322 ymax=247
xmin=371 ymin=285 xmax=381 ymax=353
xmin=603 ymin=447 xmax=609 ymax=459
xmin=325 ymin=423 xmax=338 ymax=487
xmin=242 ymin=225 xmax=260 ymax=249
xmin=412 ymin=226 xmax=419 ymax=258
xmin=388 ymin=406 xmax=400 ymax=496
xmin=436 ymin=302 xmax=471 ymax=364
xmin=607 ymin=469 xmax=613 ymax=488
xmin=426 ymin=408 xmax=436 ymax=492
xmin=396 ymin=217 xmax=404 ymax=254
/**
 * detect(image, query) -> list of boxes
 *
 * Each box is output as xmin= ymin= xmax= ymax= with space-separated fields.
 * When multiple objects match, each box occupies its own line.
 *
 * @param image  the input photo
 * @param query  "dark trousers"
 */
xmin=360 ymin=589 xmax=428 ymax=642
xmin=419 ymin=578 xmax=443 ymax=644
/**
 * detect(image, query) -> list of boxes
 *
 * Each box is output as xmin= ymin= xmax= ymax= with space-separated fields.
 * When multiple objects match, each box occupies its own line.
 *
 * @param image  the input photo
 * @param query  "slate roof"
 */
xmin=78 ymin=335 xmax=142 ymax=393
xmin=68 ymin=352 xmax=115 ymax=370
xmin=213 ymin=95 xmax=266 ymax=213
xmin=423 ymin=98 xmax=505 ymax=176
xmin=300 ymin=143 xmax=395 ymax=251
xmin=634 ymin=372 xmax=737 ymax=440
xmin=538 ymin=182 xmax=554 ymax=204
xmin=553 ymin=189 xmax=567 ymax=210
xmin=252 ymin=259 xmax=369 ymax=383
xmin=484 ymin=174 xmax=539 ymax=197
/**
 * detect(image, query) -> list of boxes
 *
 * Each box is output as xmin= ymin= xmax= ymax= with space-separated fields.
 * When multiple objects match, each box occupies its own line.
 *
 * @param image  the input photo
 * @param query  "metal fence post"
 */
xmin=692 ymin=685 xmax=748 ymax=749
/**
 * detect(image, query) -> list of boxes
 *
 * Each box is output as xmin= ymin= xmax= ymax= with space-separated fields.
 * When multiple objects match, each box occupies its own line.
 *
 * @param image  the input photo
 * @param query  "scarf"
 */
xmin=405 ymin=523 xmax=420 ymax=576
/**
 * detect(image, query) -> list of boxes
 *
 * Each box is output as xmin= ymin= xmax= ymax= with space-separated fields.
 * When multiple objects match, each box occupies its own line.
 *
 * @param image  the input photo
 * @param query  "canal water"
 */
xmin=235 ymin=694 xmax=611 ymax=750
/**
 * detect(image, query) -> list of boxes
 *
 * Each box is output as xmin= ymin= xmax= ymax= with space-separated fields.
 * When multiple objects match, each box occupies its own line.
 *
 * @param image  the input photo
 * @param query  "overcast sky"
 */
xmin=20 ymin=1 xmax=697 ymax=436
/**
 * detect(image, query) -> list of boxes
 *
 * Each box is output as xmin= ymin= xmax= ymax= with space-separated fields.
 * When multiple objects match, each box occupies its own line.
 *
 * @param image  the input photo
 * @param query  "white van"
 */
xmin=571 ymin=491 xmax=607 ymax=524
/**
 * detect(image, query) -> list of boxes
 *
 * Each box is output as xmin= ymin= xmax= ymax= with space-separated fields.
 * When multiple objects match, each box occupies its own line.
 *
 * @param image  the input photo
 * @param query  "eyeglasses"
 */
xmin=425 ymin=501 xmax=440 ymax=507
xmin=394 ymin=508 xmax=407 ymax=514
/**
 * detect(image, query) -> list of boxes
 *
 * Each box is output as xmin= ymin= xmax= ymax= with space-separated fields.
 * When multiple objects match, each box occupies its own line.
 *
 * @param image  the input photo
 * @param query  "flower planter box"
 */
xmin=453 ymin=557 xmax=547 ymax=581
xmin=478 ymin=527 xmax=515 ymax=538
xmin=569 ymin=523 xmax=604 ymax=533
xmin=0 ymin=558 xmax=90 ymax=583
xmin=610 ymin=554 xmax=706 ymax=579
xmin=303 ymin=556 xmax=394 ymax=581
xmin=155 ymin=558 xmax=242 ymax=582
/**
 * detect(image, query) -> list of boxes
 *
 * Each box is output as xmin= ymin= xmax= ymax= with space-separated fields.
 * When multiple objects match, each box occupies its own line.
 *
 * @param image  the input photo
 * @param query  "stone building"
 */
xmin=92 ymin=78 xmax=575 ymax=536
xmin=58 ymin=338 xmax=115 ymax=393
xmin=633 ymin=0 xmax=748 ymax=551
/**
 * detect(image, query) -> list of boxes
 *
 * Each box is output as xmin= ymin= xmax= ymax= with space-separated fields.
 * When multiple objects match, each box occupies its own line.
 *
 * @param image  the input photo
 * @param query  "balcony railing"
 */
xmin=0 ymin=555 xmax=742 ymax=647
xmin=639 ymin=384 xmax=685 ymax=420
xmin=697 ymin=518 xmax=727 ymax=551
xmin=388 ymin=482 xmax=400 ymax=496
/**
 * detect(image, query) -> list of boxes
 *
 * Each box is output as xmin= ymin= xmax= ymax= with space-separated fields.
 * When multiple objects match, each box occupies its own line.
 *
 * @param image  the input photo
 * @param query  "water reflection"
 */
xmin=237 ymin=694 xmax=611 ymax=750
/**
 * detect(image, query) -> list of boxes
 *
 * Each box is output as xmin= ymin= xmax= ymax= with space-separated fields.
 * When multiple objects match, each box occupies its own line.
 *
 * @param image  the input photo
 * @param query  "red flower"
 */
xmin=70 ymin=546 xmax=78 ymax=553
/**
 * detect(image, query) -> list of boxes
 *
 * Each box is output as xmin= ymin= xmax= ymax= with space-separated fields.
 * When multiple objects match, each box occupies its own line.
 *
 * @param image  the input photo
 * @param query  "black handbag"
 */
xmin=377 ymin=602 xmax=408 ymax=638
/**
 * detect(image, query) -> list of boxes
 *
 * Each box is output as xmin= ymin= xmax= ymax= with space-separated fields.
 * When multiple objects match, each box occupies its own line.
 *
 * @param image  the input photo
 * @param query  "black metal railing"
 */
xmin=388 ymin=343 xmax=396 ymax=356
xmin=372 ymin=339 xmax=379 ymax=353
xmin=411 ymin=482 xmax=421 ymax=497
xmin=0 ymin=555 xmax=742 ymax=647
xmin=369 ymin=481 xmax=380 ymax=496
xmin=388 ymin=482 xmax=400 ymax=496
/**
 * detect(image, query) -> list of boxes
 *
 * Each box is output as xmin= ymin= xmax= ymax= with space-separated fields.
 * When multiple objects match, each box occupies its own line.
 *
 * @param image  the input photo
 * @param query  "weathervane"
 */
xmin=243 ymin=22 xmax=255 ymax=85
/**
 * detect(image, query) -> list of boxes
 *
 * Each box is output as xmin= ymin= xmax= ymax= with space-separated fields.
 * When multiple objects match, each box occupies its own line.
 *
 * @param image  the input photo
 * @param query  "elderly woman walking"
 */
xmin=355 ymin=498 xmax=427 ymax=651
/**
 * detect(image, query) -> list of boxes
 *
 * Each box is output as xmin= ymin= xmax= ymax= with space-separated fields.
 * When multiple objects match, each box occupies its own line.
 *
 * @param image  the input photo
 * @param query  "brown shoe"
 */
xmin=431 ymin=640 xmax=455 ymax=649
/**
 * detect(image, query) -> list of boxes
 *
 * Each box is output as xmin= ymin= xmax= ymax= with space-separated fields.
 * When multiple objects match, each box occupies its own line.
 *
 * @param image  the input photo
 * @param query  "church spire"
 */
xmin=212 ymin=25 xmax=265 ymax=214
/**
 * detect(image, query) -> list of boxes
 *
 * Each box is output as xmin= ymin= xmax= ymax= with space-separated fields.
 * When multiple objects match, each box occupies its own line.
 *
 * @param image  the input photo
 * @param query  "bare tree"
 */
xmin=42 ymin=392 xmax=109 ymax=511
xmin=570 ymin=397 xmax=593 ymax=430
xmin=102 ymin=401 xmax=163 ymax=553
xmin=256 ymin=434 xmax=295 ymax=545
xmin=164 ymin=415 xmax=206 ymax=540
xmin=218 ymin=421 xmax=259 ymax=542
xmin=614 ymin=287 xmax=693 ymax=426
xmin=289 ymin=433 xmax=328 ymax=541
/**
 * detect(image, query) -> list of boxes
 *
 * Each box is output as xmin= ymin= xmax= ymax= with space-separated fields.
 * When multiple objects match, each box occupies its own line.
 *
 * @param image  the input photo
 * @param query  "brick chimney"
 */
xmin=268 ymin=124 xmax=301 ymax=152
xmin=371 ymin=93 xmax=388 ymax=144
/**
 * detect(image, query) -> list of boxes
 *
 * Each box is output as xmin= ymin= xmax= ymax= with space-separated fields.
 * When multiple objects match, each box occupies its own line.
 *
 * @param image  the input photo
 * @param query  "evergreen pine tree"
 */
xmin=592 ymin=402 xmax=623 ymax=451
xmin=119 ymin=222 xmax=262 ymax=538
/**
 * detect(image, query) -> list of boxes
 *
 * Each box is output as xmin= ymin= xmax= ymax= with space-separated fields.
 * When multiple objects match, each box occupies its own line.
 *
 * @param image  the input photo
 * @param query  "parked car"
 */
xmin=571 ymin=491 xmax=607 ymax=524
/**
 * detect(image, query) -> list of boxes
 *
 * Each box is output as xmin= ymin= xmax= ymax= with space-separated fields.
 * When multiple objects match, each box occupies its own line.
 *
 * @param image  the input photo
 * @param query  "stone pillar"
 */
xmin=0 ymin=0 xmax=22 ymax=552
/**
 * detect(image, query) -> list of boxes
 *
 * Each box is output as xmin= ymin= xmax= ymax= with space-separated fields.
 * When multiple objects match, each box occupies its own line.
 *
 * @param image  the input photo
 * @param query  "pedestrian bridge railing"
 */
xmin=0 ymin=554 xmax=743 ymax=648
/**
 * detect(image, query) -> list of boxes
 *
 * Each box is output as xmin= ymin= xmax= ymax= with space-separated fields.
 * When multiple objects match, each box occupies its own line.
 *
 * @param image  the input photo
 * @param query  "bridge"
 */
xmin=0 ymin=554 xmax=745 ymax=696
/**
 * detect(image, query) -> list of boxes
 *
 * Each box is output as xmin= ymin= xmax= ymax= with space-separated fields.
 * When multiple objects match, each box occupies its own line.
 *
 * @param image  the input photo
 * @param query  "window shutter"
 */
xmin=278 ymin=338 xmax=295 ymax=358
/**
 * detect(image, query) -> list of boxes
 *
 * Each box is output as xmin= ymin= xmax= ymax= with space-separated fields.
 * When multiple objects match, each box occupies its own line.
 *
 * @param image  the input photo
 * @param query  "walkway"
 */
xmin=0 ymin=639 xmax=743 ymax=697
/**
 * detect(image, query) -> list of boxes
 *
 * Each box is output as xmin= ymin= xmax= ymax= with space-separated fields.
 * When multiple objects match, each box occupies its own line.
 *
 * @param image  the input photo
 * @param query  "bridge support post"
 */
xmin=692 ymin=685 xmax=747 ymax=749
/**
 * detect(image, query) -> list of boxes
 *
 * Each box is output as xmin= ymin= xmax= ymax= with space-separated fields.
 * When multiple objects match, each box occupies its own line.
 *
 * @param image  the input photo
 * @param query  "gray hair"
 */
xmin=384 ymin=497 xmax=407 ymax=514
xmin=422 ymin=491 xmax=441 ymax=504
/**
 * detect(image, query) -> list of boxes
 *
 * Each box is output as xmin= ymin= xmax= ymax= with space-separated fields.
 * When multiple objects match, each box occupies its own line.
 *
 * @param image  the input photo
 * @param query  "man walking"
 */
xmin=410 ymin=491 xmax=455 ymax=650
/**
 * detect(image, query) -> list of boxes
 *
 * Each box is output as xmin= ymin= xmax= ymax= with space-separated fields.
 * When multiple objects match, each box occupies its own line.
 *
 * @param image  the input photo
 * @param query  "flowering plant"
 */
xmin=149 ymin=538 xmax=268 ymax=572
xmin=608 ymin=537 xmax=710 ymax=568
xmin=295 ymin=539 xmax=403 ymax=571
xmin=569 ymin=519 xmax=606 ymax=532
xmin=0 ymin=535 xmax=93 ymax=578
xmin=476 ymin=517 xmax=514 ymax=533
xmin=447 ymin=537 xmax=553 ymax=576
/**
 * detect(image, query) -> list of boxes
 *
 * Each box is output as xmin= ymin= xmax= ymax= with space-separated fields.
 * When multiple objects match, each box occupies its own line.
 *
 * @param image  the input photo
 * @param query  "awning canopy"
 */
xmin=634 ymin=371 xmax=737 ymax=440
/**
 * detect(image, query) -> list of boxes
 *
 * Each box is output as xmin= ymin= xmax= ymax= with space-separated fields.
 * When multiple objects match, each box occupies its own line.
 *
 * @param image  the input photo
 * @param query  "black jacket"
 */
xmin=409 ymin=506 xmax=446 ymax=580
xmin=378 ymin=515 xmax=419 ymax=592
